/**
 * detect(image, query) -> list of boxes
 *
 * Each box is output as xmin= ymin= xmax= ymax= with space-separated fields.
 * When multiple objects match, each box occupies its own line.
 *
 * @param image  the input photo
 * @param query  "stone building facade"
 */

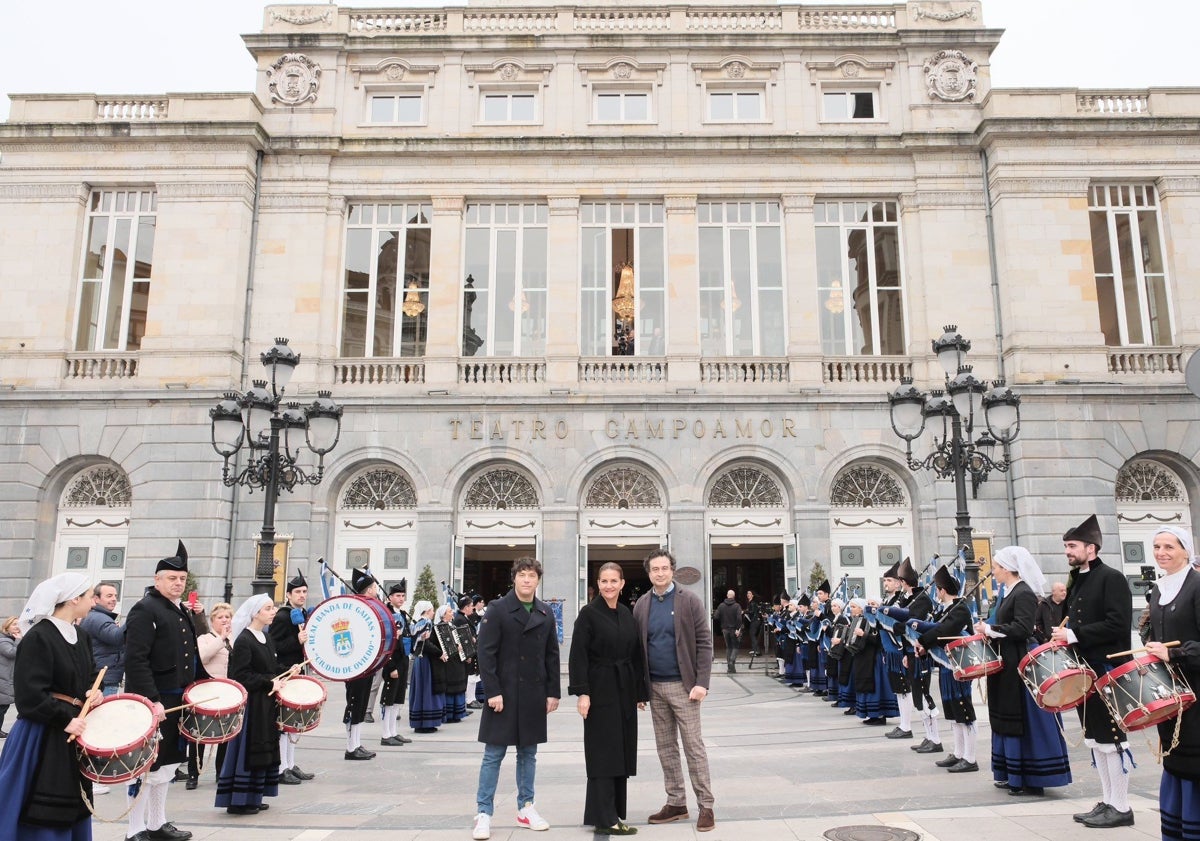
xmin=1 ymin=0 xmax=1198 ymax=623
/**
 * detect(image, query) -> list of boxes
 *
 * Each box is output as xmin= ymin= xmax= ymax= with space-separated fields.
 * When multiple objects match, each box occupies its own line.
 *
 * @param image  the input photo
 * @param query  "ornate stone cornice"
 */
xmin=259 ymin=193 xmax=330 ymax=211
xmin=898 ymin=190 xmax=983 ymax=209
xmin=913 ymin=5 xmax=977 ymax=22
xmin=431 ymin=195 xmax=465 ymax=214
xmin=269 ymin=8 xmax=333 ymax=26
xmin=155 ymin=181 xmax=256 ymax=202
xmin=327 ymin=195 xmax=348 ymax=215
xmin=664 ymin=194 xmax=697 ymax=213
xmin=547 ymin=195 xmax=580 ymax=215
xmin=0 ymin=183 xmax=90 ymax=203
xmin=1156 ymin=176 xmax=1200 ymax=198
xmin=780 ymin=194 xmax=815 ymax=212
xmin=987 ymin=177 xmax=1091 ymax=198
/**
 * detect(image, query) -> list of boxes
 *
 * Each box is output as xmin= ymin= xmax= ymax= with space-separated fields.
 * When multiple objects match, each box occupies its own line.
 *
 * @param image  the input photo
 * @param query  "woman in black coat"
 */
xmin=569 ymin=562 xmax=648 ymax=835
xmin=1144 ymin=526 xmax=1200 ymax=841
xmin=215 ymin=594 xmax=298 ymax=815
xmin=431 ymin=604 xmax=469 ymax=724
xmin=974 ymin=546 xmax=1070 ymax=795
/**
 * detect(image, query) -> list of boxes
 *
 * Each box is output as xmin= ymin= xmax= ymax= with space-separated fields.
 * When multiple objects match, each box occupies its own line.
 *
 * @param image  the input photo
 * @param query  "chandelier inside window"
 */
xmin=612 ymin=263 xmax=636 ymax=321
xmin=401 ymin=281 xmax=425 ymax=317
xmin=825 ymin=281 xmax=845 ymax=313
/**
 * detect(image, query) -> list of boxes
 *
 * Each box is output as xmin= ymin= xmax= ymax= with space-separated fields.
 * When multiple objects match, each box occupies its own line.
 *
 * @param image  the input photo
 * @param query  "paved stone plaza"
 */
xmin=63 ymin=663 xmax=1164 ymax=841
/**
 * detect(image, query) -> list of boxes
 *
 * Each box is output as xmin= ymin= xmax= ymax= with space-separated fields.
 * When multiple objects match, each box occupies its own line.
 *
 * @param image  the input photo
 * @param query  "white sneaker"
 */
xmin=473 ymin=812 xmax=491 ymax=840
xmin=91 ymin=784 xmax=110 ymax=796
xmin=517 ymin=802 xmax=550 ymax=831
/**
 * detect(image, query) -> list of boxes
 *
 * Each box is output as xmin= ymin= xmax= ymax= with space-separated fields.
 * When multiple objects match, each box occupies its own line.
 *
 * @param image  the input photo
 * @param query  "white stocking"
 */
xmin=386 ymin=706 xmax=400 ymax=738
xmin=346 ymin=722 xmax=362 ymax=751
xmin=1093 ymin=748 xmax=1113 ymax=804
xmin=127 ymin=783 xmax=149 ymax=836
xmin=922 ymin=708 xmax=941 ymax=744
xmin=1105 ymin=751 xmax=1131 ymax=811
xmin=960 ymin=723 xmax=977 ymax=763
xmin=897 ymin=693 xmax=912 ymax=732
xmin=951 ymin=722 xmax=965 ymax=759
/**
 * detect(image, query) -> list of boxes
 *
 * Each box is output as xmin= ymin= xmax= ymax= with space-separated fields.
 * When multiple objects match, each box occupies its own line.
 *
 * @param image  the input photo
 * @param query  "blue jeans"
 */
xmin=475 ymin=743 xmax=537 ymax=816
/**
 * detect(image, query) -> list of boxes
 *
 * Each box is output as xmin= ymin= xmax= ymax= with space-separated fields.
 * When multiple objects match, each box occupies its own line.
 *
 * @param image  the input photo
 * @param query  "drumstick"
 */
xmin=273 ymin=659 xmax=309 ymax=682
xmin=66 ymin=667 xmax=107 ymax=744
xmin=1057 ymin=616 xmax=1070 ymax=628
xmin=162 ymin=696 xmax=220 ymax=715
xmin=1107 ymin=640 xmax=1181 ymax=659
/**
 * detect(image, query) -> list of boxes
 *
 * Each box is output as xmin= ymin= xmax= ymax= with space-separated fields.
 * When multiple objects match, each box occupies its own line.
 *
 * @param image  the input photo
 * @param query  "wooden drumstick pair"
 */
xmin=268 ymin=659 xmax=310 ymax=696
xmin=1107 ymin=640 xmax=1180 ymax=659
xmin=66 ymin=667 xmax=107 ymax=744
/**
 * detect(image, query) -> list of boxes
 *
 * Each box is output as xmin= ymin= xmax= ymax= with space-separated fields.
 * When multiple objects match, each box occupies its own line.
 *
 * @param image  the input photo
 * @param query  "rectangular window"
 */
xmin=594 ymin=91 xmax=651 ymax=122
xmin=823 ymin=90 xmax=877 ymax=121
xmin=340 ymin=202 xmax=433 ymax=358
xmin=481 ymin=92 xmax=537 ymax=123
xmin=462 ymin=202 xmax=549 ymax=357
xmin=708 ymin=91 xmax=763 ymax=122
xmin=580 ymin=202 xmax=667 ymax=357
xmin=814 ymin=199 xmax=906 ymax=356
xmin=1089 ymin=184 xmax=1172 ymax=346
xmin=75 ymin=189 xmax=156 ymax=352
xmin=697 ymin=200 xmax=785 ymax=357
xmin=369 ymin=93 xmax=423 ymax=123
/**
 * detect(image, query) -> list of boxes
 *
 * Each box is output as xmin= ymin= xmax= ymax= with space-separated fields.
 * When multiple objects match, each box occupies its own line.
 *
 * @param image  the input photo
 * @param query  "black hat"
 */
xmin=778 ymin=590 xmax=791 ymax=602
xmin=933 ymin=565 xmax=960 ymax=596
xmin=388 ymin=580 xmax=407 ymax=596
xmin=797 ymin=593 xmax=811 ymax=608
xmin=1063 ymin=514 xmax=1103 ymax=550
xmin=351 ymin=566 xmax=374 ymax=594
xmin=882 ymin=561 xmax=900 ymax=580
xmin=457 ymin=595 xmax=472 ymax=610
xmin=286 ymin=569 xmax=307 ymax=592
xmin=155 ymin=540 xmax=188 ymax=573
xmin=816 ymin=579 xmax=831 ymax=595
xmin=472 ymin=593 xmax=484 ymax=605
xmin=897 ymin=557 xmax=918 ymax=588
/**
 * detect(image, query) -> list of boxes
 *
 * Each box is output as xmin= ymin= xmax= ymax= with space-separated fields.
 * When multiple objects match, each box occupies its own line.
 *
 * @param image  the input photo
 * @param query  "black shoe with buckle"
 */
xmin=1073 ymin=802 xmax=1106 ymax=823
xmin=146 ymin=824 xmax=192 ymax=841
xmin=1082 ymin=804 xmax=1134 ymax=828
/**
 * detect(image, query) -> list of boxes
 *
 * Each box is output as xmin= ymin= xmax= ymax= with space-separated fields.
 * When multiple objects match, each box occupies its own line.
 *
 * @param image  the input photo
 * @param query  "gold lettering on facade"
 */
xmin=693 ymin=420 xmax=706 ymax=438
xmin=555 ymin=419 xmax=569 ymax=439
xmin=713 ymin=420 xmax=727 ymax=438
xmin=512 ymin=420 xmax=525 ymax=438
xmin=626 ymin=420 xmax=639 ymax=439
xmin=736 ymin=419 xmax=753 ymax=438
xmin=673 ymin=419 xmax=687 ymax=439
xmin=533 ymin=419 xmax=547 ymax=439
xmin=606 ymin=419 xmax=619 ymax=439
xmin=491 ymin=420 xmax=503 ymax=439
xmin=450 ymin=415 xmax=799 ymax=441
xmin=470 ymin=419 xmax=483 ymax=439
xmin=783 ymin=418 xmax=796 ymax=437
xmin=646 ymin=419 xmax=664 ymax=439
xmin=761 ymin=419 xmax=773 ymax=437
xmin=449 ymin=418 xmax=462 ymax=440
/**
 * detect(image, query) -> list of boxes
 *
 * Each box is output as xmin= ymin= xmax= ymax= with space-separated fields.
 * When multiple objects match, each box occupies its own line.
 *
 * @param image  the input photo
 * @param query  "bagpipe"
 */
xmin=438 ymin=579 xmax=478 ymax=663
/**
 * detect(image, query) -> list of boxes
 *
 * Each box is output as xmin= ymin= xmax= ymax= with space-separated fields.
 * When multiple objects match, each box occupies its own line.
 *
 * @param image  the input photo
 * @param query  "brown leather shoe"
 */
xmin=696 ymin=807 xmax=715 ymax=832
xmin=647 ymin=804 xmax=689 ymax=824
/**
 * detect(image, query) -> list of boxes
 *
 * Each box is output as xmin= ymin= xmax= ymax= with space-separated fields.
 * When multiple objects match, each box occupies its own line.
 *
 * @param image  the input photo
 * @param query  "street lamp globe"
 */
xmin=947 ymin=365 xmax=986 ymax=426
xmin=932 ymin=324 xmax=971 ymax=379
xmin=243 ymin=380 xmax=275 ymax=445
xmin=279 ymin=401 xmax=308 ymax=456
xmin=888 ymin=377 xmax=926 ymax=439
xmin=210 ymin=392 xmax=245 ymax=457
xmin=305 ymin=390 xmax=343 ymax=455
xmin=983 ymin=379 xmax=1022 ymax=443
xmin=261 ymin=337 xmax=300 ymax=395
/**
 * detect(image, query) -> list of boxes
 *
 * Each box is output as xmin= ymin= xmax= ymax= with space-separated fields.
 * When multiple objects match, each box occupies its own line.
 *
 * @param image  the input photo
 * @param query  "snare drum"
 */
xmin=1093 ymin=654 xmax=1197 ymax=732
xmin=277 ymin=675 xmax=327 ymax=734
xmin=180 ymin=678 xmax=247 ymax=745
xmin=304 ymin=595 xmax=395 ymax=681
xmin=75 ymin=694 xmax=160 ymax=784
xmin=1018 ymin=641 xmax=1096 ymax=713
xmin=944 ymin=634 xmax=1003 ymax=682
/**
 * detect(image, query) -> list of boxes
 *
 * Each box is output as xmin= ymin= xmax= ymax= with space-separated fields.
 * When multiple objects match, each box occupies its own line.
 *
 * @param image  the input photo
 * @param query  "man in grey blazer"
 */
xmin=633 ymin=548 xmax=715 ymax=832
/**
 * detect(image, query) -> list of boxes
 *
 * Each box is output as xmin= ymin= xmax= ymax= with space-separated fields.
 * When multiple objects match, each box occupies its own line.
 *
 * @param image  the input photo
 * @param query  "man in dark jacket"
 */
xmin=714 ymin=590 xmax=742 ymax=673
xmin=634 ymin=548 xmax=716 ymax=832
xmin=1051 ymin=514 xmax=1135 ymax=829
xmin=123 ymin=541 xmax=207 ymax=841
xmin=472 ymin=558 xmax=560 ymax=841
xmin=80 ymin=583 xmax=124 ymax=697
xmin=268 ymin=570 xmax=314 ymax=783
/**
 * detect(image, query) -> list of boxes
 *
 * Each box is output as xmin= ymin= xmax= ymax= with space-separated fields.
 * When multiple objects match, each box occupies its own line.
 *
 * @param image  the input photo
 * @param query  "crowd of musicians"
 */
xmin=0 ymin=512 xmax=1197 ymax=840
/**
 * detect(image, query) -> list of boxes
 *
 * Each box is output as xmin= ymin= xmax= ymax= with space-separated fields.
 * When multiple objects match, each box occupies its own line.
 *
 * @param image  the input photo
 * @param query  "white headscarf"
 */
xmin=19 ymin=572 xmax=90 ymax=635
xmin=1153 ymin=527 xmax=1197 ymax=605
xmin=232 ymin=594 xmax=273 ymax=640
xmin=849 ymin=597 xmax=867 ymax=613
xmin=411 ymin=600 xmax=433 ymax=619
xmin=436 ymin=603 xmax=455 ymax=624
xmin=992 ymin=546 xmax=1048 ymax=598
xmin=1154 ymin=527 xmax=1197 ymax=566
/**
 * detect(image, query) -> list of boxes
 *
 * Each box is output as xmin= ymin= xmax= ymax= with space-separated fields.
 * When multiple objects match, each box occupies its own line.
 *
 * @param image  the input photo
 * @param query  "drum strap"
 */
xmin=51 ymin=692 xmax=83 ymax=707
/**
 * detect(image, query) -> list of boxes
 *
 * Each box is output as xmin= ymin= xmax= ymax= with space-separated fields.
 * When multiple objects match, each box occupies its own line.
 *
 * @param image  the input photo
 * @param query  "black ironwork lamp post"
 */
xmin=887 ymin=325 xmax=1022 ymax=598
xmin=209 ymin=338 xmax=343 ymax=597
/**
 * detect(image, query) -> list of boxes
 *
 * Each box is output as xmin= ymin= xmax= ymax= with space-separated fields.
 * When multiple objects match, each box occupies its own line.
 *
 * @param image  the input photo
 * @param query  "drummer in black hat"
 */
xmin=1051 ymin=514 xmax=1135 ymax=828
xmin=914 ymin=565 xmax=975 ymax=772
xmin=124 ymin=541 xmax=209 ymax=841
xmin=896 ymin=557 xmax=940 ymax=753
xmin=269 ymin=569 xmax=314 ymax=783
xmin=343 ymin=567 xmax=381 ymax=761
xmin=379 ymin=580 xmax=413 ymax=746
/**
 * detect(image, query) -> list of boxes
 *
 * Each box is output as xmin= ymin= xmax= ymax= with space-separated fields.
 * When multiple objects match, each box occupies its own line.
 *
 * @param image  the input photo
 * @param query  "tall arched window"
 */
xmin=54 ymin=464 xmax=132 ymax=604
xmin=335 ymin=466 xmax=420 ymax=594
xmin=828 ymin=462 xmax=911 ymax=601
xmin=340 ymin=468 xmax=417 ymax=509
xmin=830 ymin=463 xmax=908 ymax=508
xmin=708 ymin=465 xmax=784 ymax=508
xmin=463 ymin=468 xmax=540 ymax=509
xmin=585 ymin=466 xmax=662 ymax=509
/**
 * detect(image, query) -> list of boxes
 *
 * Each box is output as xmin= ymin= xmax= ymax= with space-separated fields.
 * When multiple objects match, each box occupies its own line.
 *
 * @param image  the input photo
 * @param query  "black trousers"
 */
xmin=583 ymin=776 xmax=628 ymax=827
xmin=722 ymin=630 xmax=739 ymax=666
xmin=344 ymin=674 xmax=374 ymax=725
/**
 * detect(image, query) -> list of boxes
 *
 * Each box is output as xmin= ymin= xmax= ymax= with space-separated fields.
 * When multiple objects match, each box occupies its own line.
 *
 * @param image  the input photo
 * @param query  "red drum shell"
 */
xmin=1093 ymin=654 xmax=1197 ymax=732
xmin=944 ymin=633 xmax=1003 ymax=681
xmin=75 ymin=693 xmax=160 ymax=784
xmin=180 ymin=678 xmax=247 ymax=745
xmin=277 ymin=675 xmax=328 ymax=734
xmin=1018 ymin=640 xmax=1096 ymax=713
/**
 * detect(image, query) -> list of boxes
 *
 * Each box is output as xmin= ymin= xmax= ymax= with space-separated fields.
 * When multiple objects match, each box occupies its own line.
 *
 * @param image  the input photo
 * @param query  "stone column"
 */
xmin=546 ymin=195 xmax=580 ymax=385
xmin=424 ymin=195 xmax=465 ymax=386
xmin=781 ymin=193 xmax=820 ymax=384
xmin=664 ymin=194 xmax=700 ymax=386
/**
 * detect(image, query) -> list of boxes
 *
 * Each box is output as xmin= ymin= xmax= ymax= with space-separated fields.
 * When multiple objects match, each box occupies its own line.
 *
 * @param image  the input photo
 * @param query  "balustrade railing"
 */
xmin=333 ymin=359 xmax=425 ymax=385
xmin=573 ymin=10 xmax=672 ymax=31
xmin=459 ymin=360 xmax=546 ymax=384
xmin=579 ymin=358 xmax=668 ymax=383
xmin=686 ymin=9 xmax=783 ymax=31
xmin=823 ymin=356 xmax=912 ymax=384
xmin=797 ymin=8 xmax=896 ymax=29
xmin=96 ymin=99 xmax=168 ymax=120
xmin=64 ymin=354 xmax=139 ymax=380
xmin=465 ymin=11 xmax=558 ymax=32
xmin=347 ymin=11 xmax=447 ymax=33
xmin=699 ymin=359 xmax=789 ymax=383
xmin=1077 ymin=92 xmax=1150 ymax=115
xmin=1107 ymin=349 xmax=1182 ymax=376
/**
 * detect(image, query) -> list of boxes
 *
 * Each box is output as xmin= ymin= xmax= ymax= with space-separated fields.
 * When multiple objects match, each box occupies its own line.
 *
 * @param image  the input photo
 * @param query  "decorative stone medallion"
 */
xmin=268 ymin=53 xmax=322 ymax=106
xmin=385 ymin=64 xmax=406 ymax=81
xmin=726 ymin=61 xmax=747 ymax=79
xmin=841 ymin=61 xmax=862 ymax=79
xmin=612 ymin=62 xmax=633 ymax=80
xmin=499 ymin=62 xmax=519 ymax=81
xmin=923 ymin=50 xmax=977 ymax=102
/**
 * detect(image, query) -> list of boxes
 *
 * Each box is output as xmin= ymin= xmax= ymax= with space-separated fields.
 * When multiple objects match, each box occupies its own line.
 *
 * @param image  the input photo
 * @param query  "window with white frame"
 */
xmin=462 ymin=203 xmax=548 ymax=357
xmin=707 ymin=89 xmax=764 ymax=122
xmin=580 ymin=202 xmax=666 ymax=357
xmin=368 ymin=92 xmax=423 ymax=124
xmin=815 ymin=200 xmax=906 ymax=356
xmin=698 ymin=200 xmax=785 ymax=356
xmin=822 ymin=89 xmax=878 ymax=121
xmin=75 ymin=189 xmax=156 ymax=352
xmin=594 ymin=90 xmax=651 ymax=123
xmin=340 ymin=202 xmax=432 ymax=358
xmin=480 ymin=91 xmax=537 ymax=123
xmin=1089 ymin=184 xmax=1172 ymax=346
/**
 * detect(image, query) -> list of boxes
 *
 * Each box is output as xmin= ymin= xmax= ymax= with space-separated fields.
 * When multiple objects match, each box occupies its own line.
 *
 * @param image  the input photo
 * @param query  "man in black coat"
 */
xmin=1051 ymin=514 xmax=1135 ymax=828
xmin=268 ymin=570 xmax=314 ymax=783
xmin=123 ymin=541 xmax=207 ymax=841
xmin=897 ymin=559 xmax=940 ymax=753
xmin=471 ymin=557 xmax=560 ymax=841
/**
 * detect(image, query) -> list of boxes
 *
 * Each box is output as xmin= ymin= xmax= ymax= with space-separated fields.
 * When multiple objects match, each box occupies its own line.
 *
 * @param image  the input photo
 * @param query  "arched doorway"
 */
xmin=333 ymin=466 xmax=419 ymax=597
xmin=456 ymin=466 xmax=542 ymax=603
xmin=579 ymin=464 xmax=666 ymax=610
xmin=54 ymin=464 xmax=132 ymax=609
xmin=1115 ymin=457 xmax=1193 ymax=600
xmin=705 ymin=462 xmax=789 ymax=607
xmin=828 ymin=462 xmax=913 ymax=601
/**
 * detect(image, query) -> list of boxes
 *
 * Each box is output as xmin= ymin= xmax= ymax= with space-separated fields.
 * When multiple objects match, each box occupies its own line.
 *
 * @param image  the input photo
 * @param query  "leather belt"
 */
xmin=51 ymin=692 xmax=83 ymax=707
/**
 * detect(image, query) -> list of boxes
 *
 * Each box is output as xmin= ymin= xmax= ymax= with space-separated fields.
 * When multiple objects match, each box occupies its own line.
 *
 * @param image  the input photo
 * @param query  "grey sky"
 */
xmin=1 ymin=1 xmax=1197 ymax=122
